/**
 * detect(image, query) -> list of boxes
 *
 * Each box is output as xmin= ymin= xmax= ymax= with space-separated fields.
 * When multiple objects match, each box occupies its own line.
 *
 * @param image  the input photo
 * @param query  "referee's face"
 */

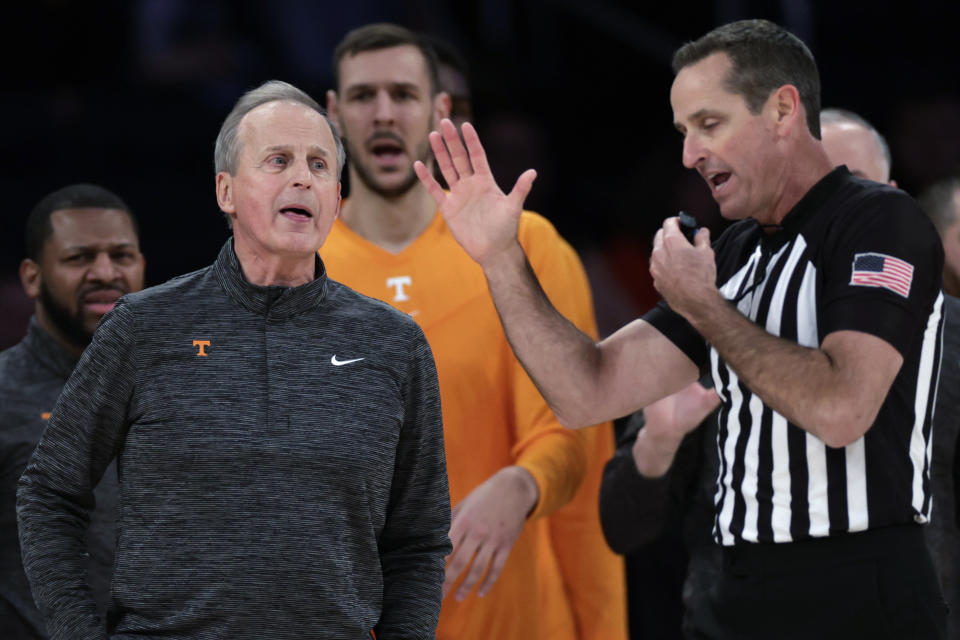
xmin=671 ymin=52 xmax=783 ymax=225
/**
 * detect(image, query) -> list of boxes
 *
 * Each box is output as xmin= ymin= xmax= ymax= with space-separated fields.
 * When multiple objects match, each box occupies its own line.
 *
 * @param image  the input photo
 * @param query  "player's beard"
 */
xmin=346 ymin=135 xmax=432 ymax=199
xmin=39 ymin=282 xmax=94 ymax=349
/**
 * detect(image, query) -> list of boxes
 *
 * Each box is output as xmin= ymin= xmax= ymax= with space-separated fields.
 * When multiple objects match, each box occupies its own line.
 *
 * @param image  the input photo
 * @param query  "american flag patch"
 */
xmin=849 ymin=252 xmax=913 ymax=298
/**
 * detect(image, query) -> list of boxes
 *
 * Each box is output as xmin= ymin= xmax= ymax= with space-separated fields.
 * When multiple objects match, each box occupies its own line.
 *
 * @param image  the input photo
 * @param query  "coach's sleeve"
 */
xmin=16 ymin=301 xmax=138 ymax=640
xmin=821 ymin=189 xmax=944 ymax=355
xmin=376 ymin=325 xmax=451 ymax=638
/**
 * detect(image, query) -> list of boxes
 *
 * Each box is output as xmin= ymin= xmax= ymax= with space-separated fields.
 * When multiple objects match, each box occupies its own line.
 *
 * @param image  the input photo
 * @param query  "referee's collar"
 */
xmin=760 ymin=166 xmax=850 ymax=250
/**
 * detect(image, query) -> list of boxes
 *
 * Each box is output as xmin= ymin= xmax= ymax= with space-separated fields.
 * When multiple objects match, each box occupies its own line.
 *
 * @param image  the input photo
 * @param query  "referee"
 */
xmin=414 ymin=18 xmax=947 ymax=640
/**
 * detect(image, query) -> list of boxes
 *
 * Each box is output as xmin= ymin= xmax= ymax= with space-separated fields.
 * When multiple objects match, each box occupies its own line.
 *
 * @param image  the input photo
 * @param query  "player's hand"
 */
xmin=633 ymin=381 xmax=720 ymax=477
xmin=443 ymin=465 xmax=538 ymax=601
xmin=649 ymin=216 xmax=719 ymax=320
xmin=414 ymin=119 xmax=537 ymax=269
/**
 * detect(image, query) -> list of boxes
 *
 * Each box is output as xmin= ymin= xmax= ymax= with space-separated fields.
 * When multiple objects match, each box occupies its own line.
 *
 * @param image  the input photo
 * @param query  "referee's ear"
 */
xmin=768 ymin=83 xmax=802 ymax=139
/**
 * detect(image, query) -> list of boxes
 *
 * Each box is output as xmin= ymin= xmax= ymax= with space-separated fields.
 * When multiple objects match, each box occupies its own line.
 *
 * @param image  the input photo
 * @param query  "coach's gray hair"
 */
xmin=214 ymin=80 xmax=346 ymax=179
xmin=820 ymin=108 xmax=892 ymax=180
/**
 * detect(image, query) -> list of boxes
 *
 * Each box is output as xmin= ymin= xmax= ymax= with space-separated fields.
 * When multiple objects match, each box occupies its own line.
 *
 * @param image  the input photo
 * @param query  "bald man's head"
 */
xmin=820 ymin=108 xmax=894 ymax=185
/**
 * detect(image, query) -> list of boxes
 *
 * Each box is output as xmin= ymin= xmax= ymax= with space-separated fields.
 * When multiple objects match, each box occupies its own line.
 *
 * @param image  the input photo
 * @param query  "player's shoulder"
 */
xmin=517 ymin=210 xmax=580 ymax=262
xmin=518 ymin=210 xmax=561 ymax=242
xmin=325 ymin=278 xmax=421 ymax=333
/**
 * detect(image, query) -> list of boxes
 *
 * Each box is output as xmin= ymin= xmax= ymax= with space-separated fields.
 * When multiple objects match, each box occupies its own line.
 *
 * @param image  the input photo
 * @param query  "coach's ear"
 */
xmin=216 ymin=171 xmax=236 ymax=215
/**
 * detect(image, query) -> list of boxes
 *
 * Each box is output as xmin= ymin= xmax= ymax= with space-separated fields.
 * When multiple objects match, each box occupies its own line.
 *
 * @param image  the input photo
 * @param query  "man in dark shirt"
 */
xmin=17 ymin=80 xmax=451 ymax=639
xmin=1 ymin=184 xmax=146 ymax=638
xmin=919 ymin=176 xmax=960 ymax=639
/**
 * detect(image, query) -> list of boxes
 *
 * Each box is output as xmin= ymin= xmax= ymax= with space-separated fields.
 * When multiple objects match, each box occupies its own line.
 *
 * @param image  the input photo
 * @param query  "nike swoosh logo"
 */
xmin=331 ymin=355 xmax=365 ymax=366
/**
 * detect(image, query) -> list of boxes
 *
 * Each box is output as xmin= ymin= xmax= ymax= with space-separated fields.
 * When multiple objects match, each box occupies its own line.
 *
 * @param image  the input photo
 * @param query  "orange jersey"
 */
xmin=322 ymin=210 xmax=626 ymax=640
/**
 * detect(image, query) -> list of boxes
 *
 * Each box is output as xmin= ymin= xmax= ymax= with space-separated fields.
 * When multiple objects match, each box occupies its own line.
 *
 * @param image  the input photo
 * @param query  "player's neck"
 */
xmin=340 ymin=174 xmax=438 ymax=254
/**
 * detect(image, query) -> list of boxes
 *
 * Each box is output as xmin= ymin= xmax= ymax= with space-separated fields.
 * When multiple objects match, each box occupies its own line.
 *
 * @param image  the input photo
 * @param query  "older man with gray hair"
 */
xmin=17 ymin=80 xmax=450 ymax=639
xmin=820 ymin=107 xmax=895 ymax=185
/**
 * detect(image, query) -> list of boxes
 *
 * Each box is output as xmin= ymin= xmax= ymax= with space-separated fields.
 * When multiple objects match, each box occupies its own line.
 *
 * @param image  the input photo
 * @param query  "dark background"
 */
xmin=3 ymin=0 xmax=960 ymax=347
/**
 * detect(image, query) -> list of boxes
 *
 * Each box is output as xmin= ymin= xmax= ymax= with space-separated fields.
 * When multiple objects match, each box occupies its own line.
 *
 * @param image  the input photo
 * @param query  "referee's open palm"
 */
xmin=415 ymin=119 xmax=537 ymax=269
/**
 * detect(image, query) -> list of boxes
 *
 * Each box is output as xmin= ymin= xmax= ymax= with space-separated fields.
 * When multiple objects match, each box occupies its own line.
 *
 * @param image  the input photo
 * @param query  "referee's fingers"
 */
xmin=694 ymin=226 xmax=711 ymax=248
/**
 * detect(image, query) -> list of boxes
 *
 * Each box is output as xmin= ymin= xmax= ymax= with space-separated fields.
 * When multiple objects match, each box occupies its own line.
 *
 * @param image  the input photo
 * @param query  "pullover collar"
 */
xmin=22 ymin=316 xmax=79 ymax=381
xmin=212 ymin=238 xmax=329 ymax=319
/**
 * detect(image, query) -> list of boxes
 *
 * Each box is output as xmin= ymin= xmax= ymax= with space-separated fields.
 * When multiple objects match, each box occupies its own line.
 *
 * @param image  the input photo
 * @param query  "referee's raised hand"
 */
xmin=414 ymin=119 xmax=537 ymax=271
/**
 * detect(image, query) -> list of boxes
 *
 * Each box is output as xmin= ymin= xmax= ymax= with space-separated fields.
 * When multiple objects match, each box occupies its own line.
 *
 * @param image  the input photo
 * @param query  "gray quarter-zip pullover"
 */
xmin=17 ymin=239 xmax=451 ymax=639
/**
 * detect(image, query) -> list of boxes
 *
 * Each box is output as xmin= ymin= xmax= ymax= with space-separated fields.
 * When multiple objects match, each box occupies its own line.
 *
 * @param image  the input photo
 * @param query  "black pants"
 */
xmin=690 ymin=524 xmax=948 ymax=640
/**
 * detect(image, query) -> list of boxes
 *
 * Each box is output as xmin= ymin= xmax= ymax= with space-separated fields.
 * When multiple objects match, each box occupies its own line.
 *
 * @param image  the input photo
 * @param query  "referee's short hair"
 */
xmin=672 ymin=19 xmax=822 ymax=139
xmin=25 ymin=184 xmax=138 ymax=261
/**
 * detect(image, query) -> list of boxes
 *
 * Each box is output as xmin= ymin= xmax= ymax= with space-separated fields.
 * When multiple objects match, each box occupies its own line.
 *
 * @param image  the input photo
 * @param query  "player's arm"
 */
xmin=517 ymin=219 xmax=627 ymax=640
xmin=414 ymin=120 xmax=699 ymax=428
xmin=651 ymin=215 xmax=926 ymax=448
xmin=443 ymin=219 xmax=592 ymax=602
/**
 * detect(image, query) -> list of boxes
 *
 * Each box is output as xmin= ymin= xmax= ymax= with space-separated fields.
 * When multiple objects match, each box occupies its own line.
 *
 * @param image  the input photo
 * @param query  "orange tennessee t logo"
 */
xmin=192 ymin=340 xmax=211 ymax=357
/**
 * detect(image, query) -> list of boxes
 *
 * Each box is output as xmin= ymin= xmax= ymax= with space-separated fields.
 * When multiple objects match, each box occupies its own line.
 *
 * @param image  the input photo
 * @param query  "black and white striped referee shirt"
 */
xmin=647 ymin=167 xmax=945 ymax=546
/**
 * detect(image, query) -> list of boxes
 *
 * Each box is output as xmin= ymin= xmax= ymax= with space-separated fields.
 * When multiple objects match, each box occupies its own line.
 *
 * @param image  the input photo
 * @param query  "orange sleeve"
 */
xmin=518 ymin=213 xmax=628 ymax=640
xmin=510 ymin=213 xmax=589 ymax=520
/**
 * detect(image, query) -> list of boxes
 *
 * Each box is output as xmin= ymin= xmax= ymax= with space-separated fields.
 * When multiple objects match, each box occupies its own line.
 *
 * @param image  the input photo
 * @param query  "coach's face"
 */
xmin=671 ymin=52 xmax=784 ymax=225
xmin=217 ymin=101 xmax=342 ymax=260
